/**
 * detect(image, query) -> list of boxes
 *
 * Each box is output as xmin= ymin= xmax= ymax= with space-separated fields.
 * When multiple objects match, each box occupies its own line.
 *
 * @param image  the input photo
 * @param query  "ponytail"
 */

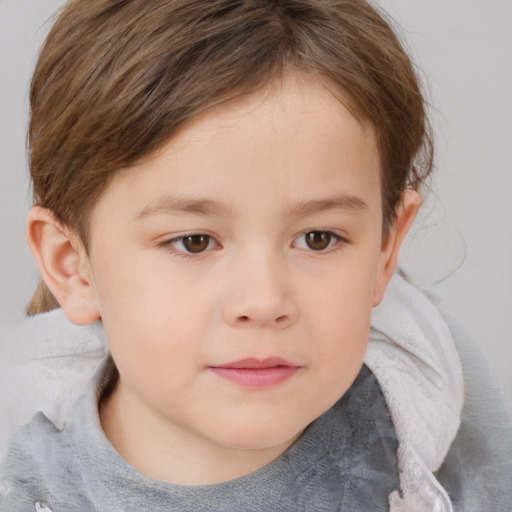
xmin=26 ymin=280 xmax=60 ymax=316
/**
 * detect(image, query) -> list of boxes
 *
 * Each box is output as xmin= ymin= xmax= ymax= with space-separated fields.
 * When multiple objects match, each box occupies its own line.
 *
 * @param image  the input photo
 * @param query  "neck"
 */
xmin=99 ymin=380 xmax=301 ymax=486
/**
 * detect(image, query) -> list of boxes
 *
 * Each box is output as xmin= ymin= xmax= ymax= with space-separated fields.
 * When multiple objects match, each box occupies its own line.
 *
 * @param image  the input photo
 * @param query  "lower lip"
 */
xmin=209 ymin=366 xmax=300 ymax=389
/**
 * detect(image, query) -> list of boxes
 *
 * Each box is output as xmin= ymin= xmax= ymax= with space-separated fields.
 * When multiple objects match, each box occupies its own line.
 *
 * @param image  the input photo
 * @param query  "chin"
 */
xmin=215 ymin=422 xmax=304 ymax=451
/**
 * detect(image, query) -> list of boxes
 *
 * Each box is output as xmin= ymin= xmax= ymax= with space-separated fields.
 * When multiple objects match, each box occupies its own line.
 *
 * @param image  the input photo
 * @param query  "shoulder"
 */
xmin=0 ymin=412 xmax=59 ymax=510
xmin=0 ymin=411 xmax=94 ymax=511
xmin=435 ymin=315 xmax=512 ymax=510
xmin=367 ymin=273 xmax=512 ymax=510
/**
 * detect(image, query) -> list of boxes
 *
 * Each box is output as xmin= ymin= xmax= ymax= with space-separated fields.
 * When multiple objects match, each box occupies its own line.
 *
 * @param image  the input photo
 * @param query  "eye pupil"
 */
xmin=183 ymin=234 xmax=209 ymax=253
xmin=305 ymin=231 xmax=331 ymax=251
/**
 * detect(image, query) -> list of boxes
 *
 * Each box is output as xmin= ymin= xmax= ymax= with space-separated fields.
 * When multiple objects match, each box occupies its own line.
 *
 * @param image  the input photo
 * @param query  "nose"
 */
xmin=222 ymin=254 xmax=298 ymax=329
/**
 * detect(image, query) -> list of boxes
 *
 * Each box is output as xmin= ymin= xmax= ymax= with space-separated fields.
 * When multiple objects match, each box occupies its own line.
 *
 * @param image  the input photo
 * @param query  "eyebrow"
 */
xmin=135 ymin=194 xmax=369 ymax=220
xmin=286 ymin=195 xmax=369 ymax=217
xmin=136 ymin=197 xmax=233 ymax=219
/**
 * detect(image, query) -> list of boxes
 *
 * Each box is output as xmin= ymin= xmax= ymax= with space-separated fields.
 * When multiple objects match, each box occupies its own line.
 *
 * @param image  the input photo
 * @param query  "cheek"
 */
xmin=91 ymin=254 xmax=212 ymax=375
xmin=299 ymin=253 xmax=377 ymax=379
xmin=311 ymin=296 xmax=370 ymax=377
xmin=304 ymin=250 xmax=378 ymax=324
xmin=94 ymin=245 xmax=209 ymax=322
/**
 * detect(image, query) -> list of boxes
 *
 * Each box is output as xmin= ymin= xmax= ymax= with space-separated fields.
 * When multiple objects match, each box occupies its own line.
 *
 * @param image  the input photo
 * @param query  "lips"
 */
xmin=209 ymin=357 xmax=301 ymax=389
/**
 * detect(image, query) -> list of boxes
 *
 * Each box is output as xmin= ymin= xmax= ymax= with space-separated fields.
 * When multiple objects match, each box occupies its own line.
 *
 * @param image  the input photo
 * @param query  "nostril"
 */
xmin=233 ymin=314 xmax=292 ymax=326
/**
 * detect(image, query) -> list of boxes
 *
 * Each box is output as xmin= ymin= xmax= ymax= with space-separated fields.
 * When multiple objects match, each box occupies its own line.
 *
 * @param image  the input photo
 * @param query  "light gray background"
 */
xmin=1 ymin=0 xmax=511 ymax=400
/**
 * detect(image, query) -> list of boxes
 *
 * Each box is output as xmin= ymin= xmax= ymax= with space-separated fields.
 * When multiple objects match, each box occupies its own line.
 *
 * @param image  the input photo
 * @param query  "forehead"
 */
xmin=90 ymin=76 xmax=382 ymax=227
xmin=162 ymin=76 xmax=376 ymax=164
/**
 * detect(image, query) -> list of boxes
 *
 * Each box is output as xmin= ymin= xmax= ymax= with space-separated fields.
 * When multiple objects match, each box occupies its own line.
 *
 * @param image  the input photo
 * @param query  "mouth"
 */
xmin=209 ymin=358 xmax=301 ymax=389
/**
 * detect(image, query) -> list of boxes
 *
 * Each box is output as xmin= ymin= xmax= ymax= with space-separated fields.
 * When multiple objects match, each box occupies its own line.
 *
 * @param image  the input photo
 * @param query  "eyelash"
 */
xmin=158 ymin=233 xmax=220 ymax=258
xmin=293 ymin=230 xmax=348 ymax=253
xmin=158 ymin=230 xmax=348 ymax=258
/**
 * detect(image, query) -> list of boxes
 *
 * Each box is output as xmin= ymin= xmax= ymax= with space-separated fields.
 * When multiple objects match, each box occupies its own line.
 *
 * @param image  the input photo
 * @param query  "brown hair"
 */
xmin=27 ymin=0 xmax=433 ymax=315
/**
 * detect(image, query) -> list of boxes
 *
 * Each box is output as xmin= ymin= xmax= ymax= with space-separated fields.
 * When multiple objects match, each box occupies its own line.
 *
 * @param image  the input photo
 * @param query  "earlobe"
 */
xmin=372 ymin=189 xmax=421 ymax=306
xmin=26 ymin=206 xmax=100 ymax=325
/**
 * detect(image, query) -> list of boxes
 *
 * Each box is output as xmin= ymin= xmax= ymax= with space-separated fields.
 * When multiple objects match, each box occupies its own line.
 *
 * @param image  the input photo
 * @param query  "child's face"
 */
xmin=83 ymin=77 xmax=390 ymax=459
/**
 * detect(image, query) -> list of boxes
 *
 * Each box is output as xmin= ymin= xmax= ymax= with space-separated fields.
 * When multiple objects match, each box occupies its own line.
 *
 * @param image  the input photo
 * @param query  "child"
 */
xmin=0 ymin=0 xmax=511 ymax=510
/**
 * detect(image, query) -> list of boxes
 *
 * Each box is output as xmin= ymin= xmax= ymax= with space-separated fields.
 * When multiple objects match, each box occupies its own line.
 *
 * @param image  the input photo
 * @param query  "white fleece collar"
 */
xmin=366 ymin=273 xmax=464 ymax=511
xmin=0 ymin=310 xmax=107 ymax=438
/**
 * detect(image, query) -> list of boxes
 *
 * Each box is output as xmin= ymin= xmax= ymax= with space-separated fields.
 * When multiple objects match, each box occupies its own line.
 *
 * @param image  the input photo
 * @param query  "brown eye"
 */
xmin=182 ymin=234 xmax=210 ymax=253
xmin=305 ymin=231 xmax=332 ymax=251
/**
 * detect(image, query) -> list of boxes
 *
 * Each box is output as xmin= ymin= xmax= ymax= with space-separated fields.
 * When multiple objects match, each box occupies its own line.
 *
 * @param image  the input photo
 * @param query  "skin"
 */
xmin=27 ymin=76 xmax=420 ymax=486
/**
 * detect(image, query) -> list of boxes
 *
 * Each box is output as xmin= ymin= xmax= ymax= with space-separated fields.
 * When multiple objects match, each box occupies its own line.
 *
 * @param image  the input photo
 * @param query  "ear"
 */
xmin=372 ymin=189 xmax=421 ymax=306
xmin=26 ymin=206 xmax=100 ymax=325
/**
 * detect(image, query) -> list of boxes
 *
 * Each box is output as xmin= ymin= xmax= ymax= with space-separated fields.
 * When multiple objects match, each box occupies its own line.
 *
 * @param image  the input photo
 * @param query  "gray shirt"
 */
xmin=0 ymin=365 xmax=398 ymax=511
